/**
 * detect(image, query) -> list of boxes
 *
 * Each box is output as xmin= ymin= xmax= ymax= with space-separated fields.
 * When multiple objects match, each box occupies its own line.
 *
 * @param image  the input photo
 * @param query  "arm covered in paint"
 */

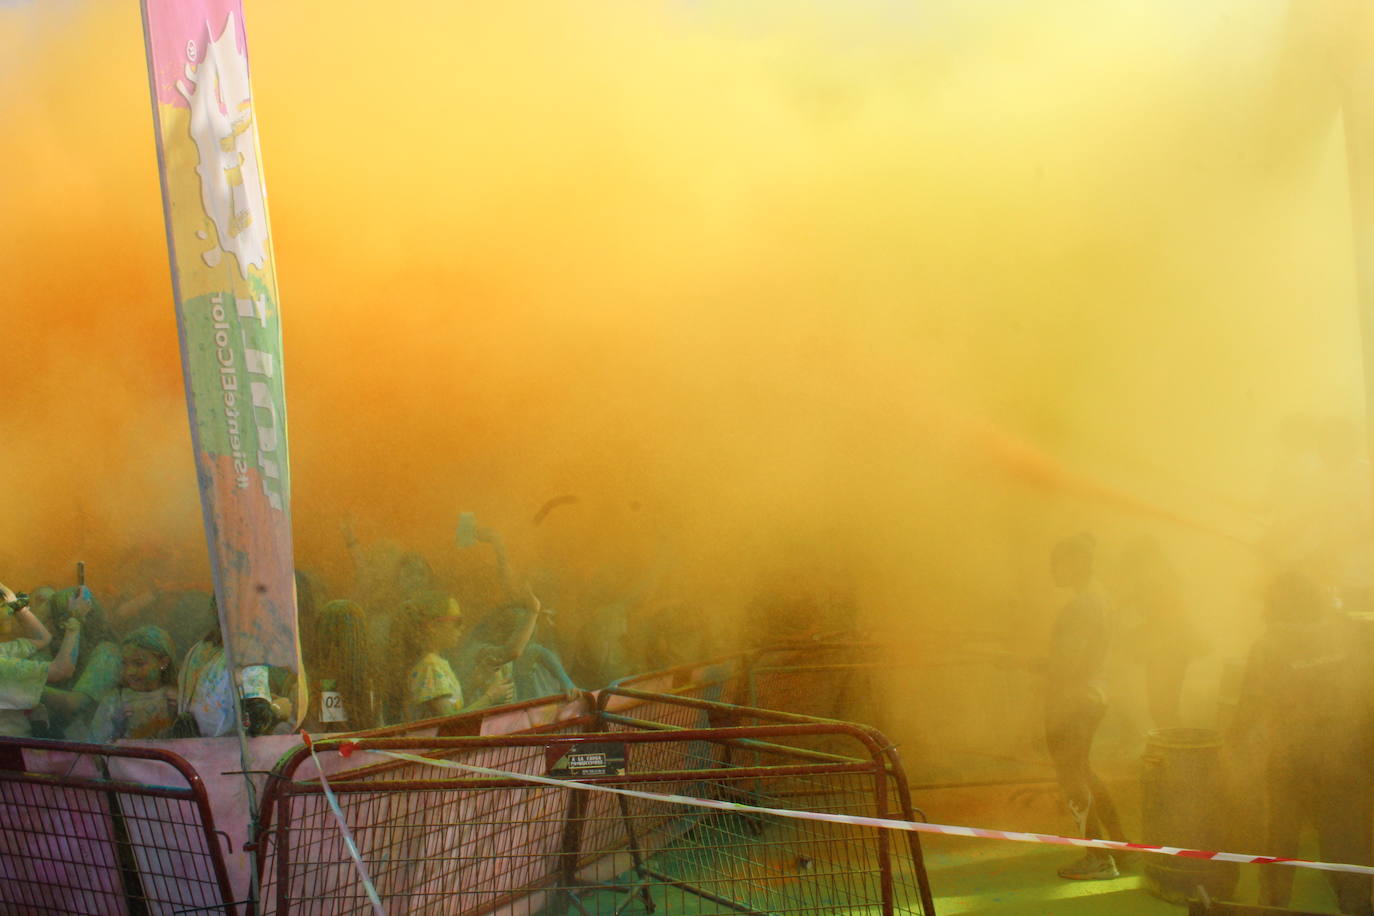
xmin=1 ymin=584 xmax=51 ymax=651
xmin=498 ymin=587 xmax=550 ymax=664
xmin=14 ymin=609 xmax=52 ymax=652
xmin=44 ymin=595 xmax=95 ymax=684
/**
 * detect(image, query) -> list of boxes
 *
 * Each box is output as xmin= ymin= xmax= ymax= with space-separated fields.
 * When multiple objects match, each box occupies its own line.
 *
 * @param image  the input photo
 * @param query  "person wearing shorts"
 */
xmin=1043 ymin=533 xmax=1128 ymax=880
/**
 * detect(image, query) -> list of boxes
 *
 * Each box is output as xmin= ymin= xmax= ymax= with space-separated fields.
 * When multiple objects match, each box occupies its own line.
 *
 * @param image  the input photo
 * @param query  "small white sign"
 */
xmin=320 ymin=690 xmax=347 ymax=724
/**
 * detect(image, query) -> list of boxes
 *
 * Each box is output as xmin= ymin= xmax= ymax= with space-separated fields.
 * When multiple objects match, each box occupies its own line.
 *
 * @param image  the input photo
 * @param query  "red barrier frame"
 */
xmin=0 ymin=735 xmax=237 ymax=915
xmin=253 ymin=722 xmax=929 ymax=915
xmin=597 ymin=686 xmax=938 ymax=916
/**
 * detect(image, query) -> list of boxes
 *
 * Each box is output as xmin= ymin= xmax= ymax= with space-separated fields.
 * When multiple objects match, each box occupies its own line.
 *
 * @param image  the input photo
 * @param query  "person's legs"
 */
xmin=1047 ymin=698 xmax=1117 ymax=879
xmin=1259 ymin=760 xmax=1306 ymax=908
xmin=1046 ymin=708 xmax=1095 ymax=832
xmin=1315 ymin=755 xmax=1374 ymax=915
xmin=1086 ymin=771 xmax=1127 ymax=842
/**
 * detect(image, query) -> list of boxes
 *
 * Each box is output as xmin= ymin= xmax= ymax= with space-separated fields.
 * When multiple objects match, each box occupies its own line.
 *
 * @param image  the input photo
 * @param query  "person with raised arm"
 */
xmin=450 ymin=584 xmax=568 ymax=704
xmin=0 ymin=581 xmax=87 ymax=737
xmin=36 ymin=587 xmax=121 ymax=737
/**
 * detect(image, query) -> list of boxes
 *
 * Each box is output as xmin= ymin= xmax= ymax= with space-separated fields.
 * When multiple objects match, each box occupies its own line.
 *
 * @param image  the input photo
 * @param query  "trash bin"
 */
xmin=1141 ymin=727 xmax=1239 ymax=904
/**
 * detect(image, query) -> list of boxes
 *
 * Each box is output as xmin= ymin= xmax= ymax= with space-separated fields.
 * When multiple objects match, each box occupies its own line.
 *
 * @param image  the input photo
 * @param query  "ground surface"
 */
xmin=912 ymin=773 xmax=1344 ymax=915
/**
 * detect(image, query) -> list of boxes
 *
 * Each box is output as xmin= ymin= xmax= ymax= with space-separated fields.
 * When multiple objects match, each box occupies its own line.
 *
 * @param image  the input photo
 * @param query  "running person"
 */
xmin=1042 ymin=533 xmax=1129 ymax=880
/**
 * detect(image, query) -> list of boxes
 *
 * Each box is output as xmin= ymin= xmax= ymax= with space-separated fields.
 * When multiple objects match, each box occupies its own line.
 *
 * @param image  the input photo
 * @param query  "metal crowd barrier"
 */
xmin=0 ymin=641 xmax=913 ymax=915
xmin=0 ymin=736 xmax=236 ymax=915
xmin=741 ymin=638 xmax=1049 ymax=788
xmin=598 ymin=640 xmax=884 ymax=725
xmin=596 ymin=686 xmax=936 ymax=916
xmin=252 ymin=721 xmax=932 ymax=915
xmin=249 ymin=693 xmax=597 ymax=915
xmin=601 ymin=655 xmax=750 ymax=730
xmin=745 ymin=640 xmax=887 ymax=730
xmin=343 ymin=690 xmax=597 ymax=739
xmin=601 ymin=641 xmax=890 ymax=756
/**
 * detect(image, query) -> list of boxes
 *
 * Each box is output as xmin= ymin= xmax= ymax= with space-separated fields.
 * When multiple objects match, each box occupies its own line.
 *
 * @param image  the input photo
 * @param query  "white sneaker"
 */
xmin=1057 ymin=853 xmax=1119 ymax=880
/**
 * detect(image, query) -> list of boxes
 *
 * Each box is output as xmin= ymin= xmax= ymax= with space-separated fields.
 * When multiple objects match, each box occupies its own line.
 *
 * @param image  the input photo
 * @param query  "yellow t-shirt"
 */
xmin=406 ymin=652 xmax=463 ymax=721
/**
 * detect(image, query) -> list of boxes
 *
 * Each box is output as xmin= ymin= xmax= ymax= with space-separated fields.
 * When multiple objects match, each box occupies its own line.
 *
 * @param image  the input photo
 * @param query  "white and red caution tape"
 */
xmin=302 ymin=733 xmax=386 ymax=916
xmin=340 ymin=742 xmax=1374 ymax=879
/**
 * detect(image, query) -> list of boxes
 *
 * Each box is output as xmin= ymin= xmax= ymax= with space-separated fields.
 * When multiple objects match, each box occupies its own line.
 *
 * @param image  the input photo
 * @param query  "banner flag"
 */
xmin=140 ymin=1 xmax=298 ymax=674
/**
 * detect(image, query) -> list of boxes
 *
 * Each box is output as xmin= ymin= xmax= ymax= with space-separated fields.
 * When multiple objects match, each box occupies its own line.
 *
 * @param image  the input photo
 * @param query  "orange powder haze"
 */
xmin=1 ymin=0 xmax=1371 ymax=713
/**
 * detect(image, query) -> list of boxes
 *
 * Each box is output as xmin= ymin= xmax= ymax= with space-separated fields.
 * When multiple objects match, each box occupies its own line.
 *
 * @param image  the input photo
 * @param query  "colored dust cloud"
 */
xmin=2 ymin=0 xmax=1372 ymax=763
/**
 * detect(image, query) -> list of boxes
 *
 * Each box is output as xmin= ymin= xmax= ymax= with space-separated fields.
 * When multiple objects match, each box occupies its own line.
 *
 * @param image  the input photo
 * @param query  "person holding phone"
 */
xmin=390 ymin=591 xmax=513 ymax=722
xmin=0 ymin=582 xmax=86 ymax=736
xmin=36 ymin=586 xmax=120 ymax=737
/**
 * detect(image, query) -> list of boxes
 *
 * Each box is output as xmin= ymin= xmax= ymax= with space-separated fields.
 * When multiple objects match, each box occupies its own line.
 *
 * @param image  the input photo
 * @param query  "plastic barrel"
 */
xmin=1141 ymin=727 xmax=1239 ymax=904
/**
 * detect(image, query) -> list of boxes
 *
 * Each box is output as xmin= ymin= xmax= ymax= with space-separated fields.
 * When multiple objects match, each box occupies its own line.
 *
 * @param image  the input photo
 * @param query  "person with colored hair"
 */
xmin=0 ymin=581 xmax=83 ymax=737
xmin=389 ymin=591 xmax=512 ymax=723
xmin=171 ymin=624 xmax=236 ymax=738
xmin=450 ymin=592 xmax=570 ymax=704
xmin=37 ymin=586 xmax=122 ymax=737
xmin=308 ymin=599 xmax=378 ymax=731
xmin=83 ymin=626 xmax=179 ymax=743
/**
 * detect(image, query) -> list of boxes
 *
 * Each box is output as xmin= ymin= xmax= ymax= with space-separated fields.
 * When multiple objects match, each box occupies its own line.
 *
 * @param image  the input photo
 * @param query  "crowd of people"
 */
xmin=1032 ymin=414 xmax=1374 ymax=914
xmin=1037 ymin=534 xmax=1374 ymax=913
xmin=3 ymin=413 xmax=1371 ymax=911
xmin=0 ymin=518 xmax=716 ymax=742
